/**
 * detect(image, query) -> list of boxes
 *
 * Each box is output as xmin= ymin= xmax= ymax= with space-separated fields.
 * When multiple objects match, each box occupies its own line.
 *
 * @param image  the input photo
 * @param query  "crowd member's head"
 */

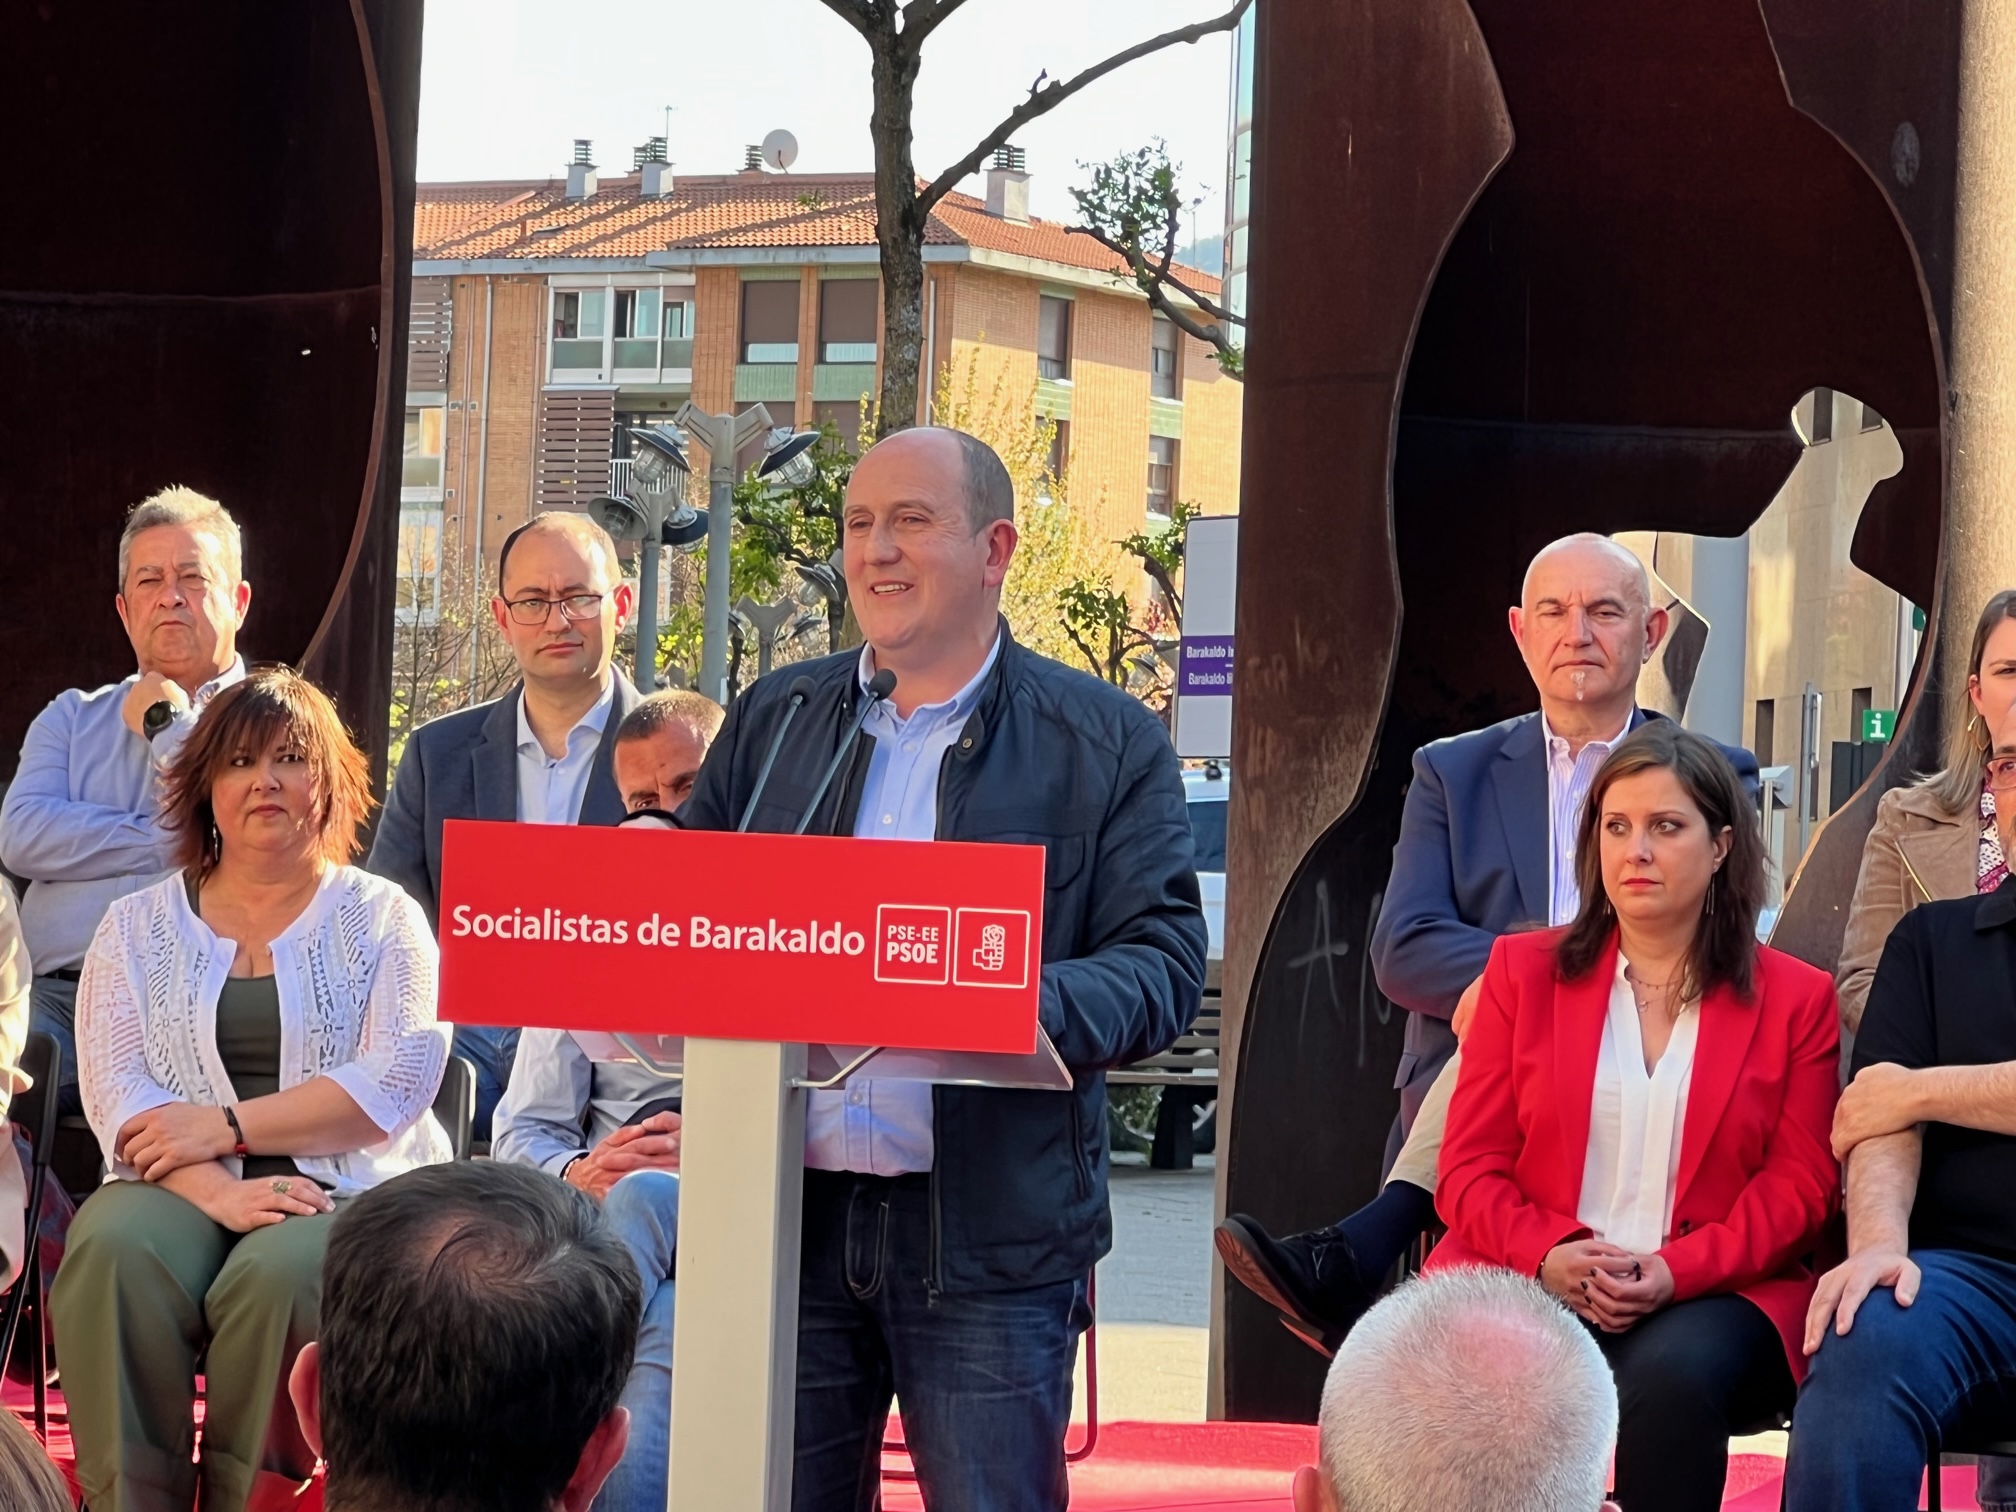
xmin=492 ymin=513 xmax=634 ymax=694
xmin=158 ymin=667 xmax=374 ymax=877
xmin=1557 ymin=720 xmax=1765 ymax=1000
xmin=1293 ymin=1269 xmax=1619 ymax=1512
xmin=613 ymin=690 xmax=724 ymax=813
xmin=293 ymin=1161 xmax=643 ymax=1512
xmin=1509 ymin=534 xmax=1667 ymax=727
xmin=842 ymin=426 xmax=1017 ymax=709
xmin=0 ymin=1407 xmax=70 ymax=1512
xmin=115 ymin=486 xmax=251 ymax=692
xmin=1926 ymin=588 xmax=2016 ymax=816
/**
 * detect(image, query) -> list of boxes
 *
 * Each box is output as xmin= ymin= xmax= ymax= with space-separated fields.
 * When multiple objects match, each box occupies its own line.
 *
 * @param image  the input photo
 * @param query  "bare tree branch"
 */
xmin=814 ymin=0 xmax=880 ymax=38
xmin=1072 ymin=222 xmax=1227 ymax=348
xmin=916 ymin=0 xmax=1254 ymax=216
xmin=896 ymin=0 xmax=969 ymax=48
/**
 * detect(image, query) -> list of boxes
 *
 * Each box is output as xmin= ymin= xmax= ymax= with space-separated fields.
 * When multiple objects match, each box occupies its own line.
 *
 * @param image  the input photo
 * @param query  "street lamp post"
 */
xmin=592 ymin=426 xmax=703 ymax=690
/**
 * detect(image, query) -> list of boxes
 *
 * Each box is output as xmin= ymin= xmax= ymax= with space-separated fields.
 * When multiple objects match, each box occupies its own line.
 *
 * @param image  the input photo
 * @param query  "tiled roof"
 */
xmin=412 ymin=172 xmax=1221 ymax=296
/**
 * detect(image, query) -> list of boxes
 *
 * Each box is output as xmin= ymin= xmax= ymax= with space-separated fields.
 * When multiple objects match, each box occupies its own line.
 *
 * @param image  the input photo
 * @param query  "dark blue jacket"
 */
xmin=369 ymin=676 xmax=643 ymax=930
xmin=1370 ymin=709 xmax=1759 ymax=1106
xmin=679 ymin=626 xmax=1207 ymax=1293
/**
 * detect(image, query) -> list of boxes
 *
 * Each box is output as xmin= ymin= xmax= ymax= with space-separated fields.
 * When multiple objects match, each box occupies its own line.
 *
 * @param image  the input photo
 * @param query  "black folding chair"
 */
xmin=0 ymin=1032 xmax=61 ymax=1441
xmin=432 ymin=1055 xmax=477 ymax=1161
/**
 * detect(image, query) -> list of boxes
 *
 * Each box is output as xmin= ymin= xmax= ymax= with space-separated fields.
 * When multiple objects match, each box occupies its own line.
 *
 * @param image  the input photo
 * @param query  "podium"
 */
xmin=437 ymin=820 xmax=1059 ymax=1511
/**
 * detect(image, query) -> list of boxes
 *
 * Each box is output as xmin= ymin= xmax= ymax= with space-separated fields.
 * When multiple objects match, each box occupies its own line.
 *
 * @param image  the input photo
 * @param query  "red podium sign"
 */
xmin=436 ymin=819 xmax=1045 ymax=1053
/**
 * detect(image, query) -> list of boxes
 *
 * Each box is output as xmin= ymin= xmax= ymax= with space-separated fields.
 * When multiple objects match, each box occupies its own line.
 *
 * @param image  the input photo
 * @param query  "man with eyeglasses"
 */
xmin=1787 ymin=711 xmax=2016 ymax=1509
xmin=0 ymin=486 xmax=250 ymax=1116
xmin=369 ymin=511 xmax=640 ymax=1142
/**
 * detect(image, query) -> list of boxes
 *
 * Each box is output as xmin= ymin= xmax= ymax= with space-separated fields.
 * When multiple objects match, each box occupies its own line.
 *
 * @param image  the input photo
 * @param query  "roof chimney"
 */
xmin=566 ymin=140 xmax=598 ymax=201
xmin=984 ymin=145 xmax=1030 ymax=224
xmin=743 ymin=144 xmax=765 ymax=172
xmin=634 ymin=137 xmax=674 ymax=198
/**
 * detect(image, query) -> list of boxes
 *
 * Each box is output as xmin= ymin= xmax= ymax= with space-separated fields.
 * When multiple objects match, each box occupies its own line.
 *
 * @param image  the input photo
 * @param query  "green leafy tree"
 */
xmin=1071 ymin=142 xmax=1244 ymax=379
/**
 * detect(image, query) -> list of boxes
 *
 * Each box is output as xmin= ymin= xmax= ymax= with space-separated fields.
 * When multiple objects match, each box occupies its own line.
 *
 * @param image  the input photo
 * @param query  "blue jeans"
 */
xmin=594 ymin=1170 xmax=679 ymax=1512
xmin=29 ymin=976 xmax=81 ymax=1117
xmin=1788 ymin=1249 xmax=2016 ymax=1511
xmin=792 ymin=1170 xmax=1090 ymax=1512
xmin=452 ymin=1024 xmax=519 ymax=1145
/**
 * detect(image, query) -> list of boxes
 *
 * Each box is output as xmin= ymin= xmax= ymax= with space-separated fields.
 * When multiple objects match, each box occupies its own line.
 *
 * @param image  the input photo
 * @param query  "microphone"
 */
xmin=738 ymin=675 xmax=818 ymax=832
xmin=793 ymin=668 xmax=897 ymax=835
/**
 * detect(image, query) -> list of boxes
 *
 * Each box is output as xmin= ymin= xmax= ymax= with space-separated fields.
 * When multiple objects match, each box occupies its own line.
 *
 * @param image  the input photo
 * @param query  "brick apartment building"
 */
xmin=398 ymin=143 xmax=1243 ymax=618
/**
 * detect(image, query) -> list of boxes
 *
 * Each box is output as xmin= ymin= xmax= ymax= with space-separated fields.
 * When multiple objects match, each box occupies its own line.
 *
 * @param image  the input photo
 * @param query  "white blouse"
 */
xmin=77 ymin=865 xmax=454 ymax=1194
xmin=1575 ymin=955 xmax=1699 ymax=1255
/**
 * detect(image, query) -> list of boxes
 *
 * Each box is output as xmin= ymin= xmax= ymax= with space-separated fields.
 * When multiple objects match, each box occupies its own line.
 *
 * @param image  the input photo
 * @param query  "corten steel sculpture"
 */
xmin=0 ymin=0 xmax=421 ymax=787
xmin=1222 ymin=0 xmax=1962 ymax=1420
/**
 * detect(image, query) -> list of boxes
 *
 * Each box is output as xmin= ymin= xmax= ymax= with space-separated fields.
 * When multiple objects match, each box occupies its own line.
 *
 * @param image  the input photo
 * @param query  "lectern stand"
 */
xmin=435 ymin=820 xmax=1056 ymax=1512
xmin=579 ymin=1031 xmax=1071 ymax=1511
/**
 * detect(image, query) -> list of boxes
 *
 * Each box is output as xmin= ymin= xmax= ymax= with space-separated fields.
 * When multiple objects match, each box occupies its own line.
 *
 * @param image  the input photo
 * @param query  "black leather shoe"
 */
xmin=1215 ymin=1214 xmax=1380 ymax=1359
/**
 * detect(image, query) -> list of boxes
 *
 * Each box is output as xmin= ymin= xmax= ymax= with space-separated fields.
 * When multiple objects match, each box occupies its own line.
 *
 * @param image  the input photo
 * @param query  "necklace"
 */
xmin=1623 ymin=964 xmax=1675 ymax=1016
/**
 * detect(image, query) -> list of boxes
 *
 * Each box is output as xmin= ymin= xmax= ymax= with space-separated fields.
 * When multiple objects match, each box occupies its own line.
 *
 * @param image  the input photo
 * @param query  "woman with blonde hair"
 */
xmin=51 ymin=667 xmax=452 ymax=1512
xmin=1837 ymin=589 xmax=2016 ymax=1033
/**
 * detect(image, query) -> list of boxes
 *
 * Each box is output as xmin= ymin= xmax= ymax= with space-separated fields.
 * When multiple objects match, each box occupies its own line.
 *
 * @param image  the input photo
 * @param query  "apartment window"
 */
xmin=551 ymin=289 xmax=606 ymax=369
xmin=1754 ymin=699 xmax=1776 ymax=767
xmin=819 ymin=280 xmax=878 ymax=364
xmin=613 ymin=288 xmax=662 ymax=369
xmin=403 ymin=406 xmax=444 ymax=492
xmin=811 ymin=400 xmax=865 ymax=450
xmin=1807 ymin=387 xmax=1833 ymax=444
xmin=741 ymin=280 xmax=800 ymax=364
xmin=1151 ymin=315 xmax=1181 ymax=399
xmin=1147 ymin=436 xmax=1178 ymax=518
xmin=395 ymin=506 xmax=444 ymax=620
xmin=1038 ymin=296 xmax=1072 ymax=380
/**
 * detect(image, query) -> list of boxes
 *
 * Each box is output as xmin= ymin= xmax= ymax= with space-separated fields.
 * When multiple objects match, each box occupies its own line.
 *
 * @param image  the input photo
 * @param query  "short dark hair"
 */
xmin=1556 ymin=721 xmax=1766 ymax=1001
xmin=318 ymin=1163 xmax=642 ymax=1512
xmin=158 ymin=667 xmax=375 ymax=876
xmin=615 ymin=688 xmax=724 ymax=747
xmin=948 ymin=428 xmax=1014 ymax=531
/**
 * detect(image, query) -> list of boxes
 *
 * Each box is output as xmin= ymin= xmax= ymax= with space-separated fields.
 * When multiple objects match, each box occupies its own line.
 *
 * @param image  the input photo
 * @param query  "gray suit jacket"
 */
xmin=367 ymin=676 xmax=642 ymax=931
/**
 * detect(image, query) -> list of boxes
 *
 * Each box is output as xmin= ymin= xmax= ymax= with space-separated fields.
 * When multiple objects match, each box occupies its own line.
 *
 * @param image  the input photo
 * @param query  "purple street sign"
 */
xmin=1179 ymin=636 xmax=1234 ymax=696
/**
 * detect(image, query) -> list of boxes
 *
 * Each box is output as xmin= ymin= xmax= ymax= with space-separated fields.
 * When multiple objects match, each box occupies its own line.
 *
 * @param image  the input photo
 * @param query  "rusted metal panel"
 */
xmin=1224 ymin=0 xmax=1953 ymax=1421
xmin=0 ymin=0 xmax=419 ymax=792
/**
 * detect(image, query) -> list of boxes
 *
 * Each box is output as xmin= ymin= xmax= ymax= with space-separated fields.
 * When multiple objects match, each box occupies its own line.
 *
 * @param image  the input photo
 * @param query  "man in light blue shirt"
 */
xmin=369 ymin=512 xmax=642 ymax=1140
xmin=0 ymin=488 xmax=250 ymax=1113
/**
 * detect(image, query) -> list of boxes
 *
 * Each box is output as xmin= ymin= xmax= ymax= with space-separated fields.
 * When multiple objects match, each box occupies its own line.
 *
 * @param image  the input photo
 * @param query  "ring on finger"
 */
xmin=271 ymin=1178 xmax=293 ymax=1195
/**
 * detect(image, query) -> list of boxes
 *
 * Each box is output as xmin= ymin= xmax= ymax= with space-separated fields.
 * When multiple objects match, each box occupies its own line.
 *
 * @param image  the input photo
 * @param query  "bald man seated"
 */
xmin=368 ymin=511 xmax=643 ymax=1142
xmin=1218 ymin=534 xmax=1759 ymax=1356
xmin=1295 ymin=1269 xmax=1620 ymax=1512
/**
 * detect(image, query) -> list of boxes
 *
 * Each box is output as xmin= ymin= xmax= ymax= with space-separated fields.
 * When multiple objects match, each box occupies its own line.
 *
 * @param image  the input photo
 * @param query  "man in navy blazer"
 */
xmin=369 ymin=512 xmax=641 ymax=1140
xmin=1219 ymin=533 xmax=1759 ymax=1354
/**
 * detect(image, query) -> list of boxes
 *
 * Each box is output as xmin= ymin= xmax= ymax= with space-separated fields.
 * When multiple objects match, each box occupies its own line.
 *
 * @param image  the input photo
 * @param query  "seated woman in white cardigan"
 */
xmin=50 ymin=667 xmax=452 ymax=1512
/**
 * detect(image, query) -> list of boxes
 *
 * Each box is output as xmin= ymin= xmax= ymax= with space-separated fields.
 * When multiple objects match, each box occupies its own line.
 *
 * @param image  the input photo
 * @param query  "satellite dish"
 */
xmin=761 ymin=129 xmax=799 ymax=172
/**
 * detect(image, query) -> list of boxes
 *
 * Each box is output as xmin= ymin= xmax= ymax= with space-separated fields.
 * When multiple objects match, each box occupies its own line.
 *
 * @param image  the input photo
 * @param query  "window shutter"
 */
xmin=407 ymin=277 xmax=453 ymax=391
xmin=537 ymin=389 xmax=616 ymax=511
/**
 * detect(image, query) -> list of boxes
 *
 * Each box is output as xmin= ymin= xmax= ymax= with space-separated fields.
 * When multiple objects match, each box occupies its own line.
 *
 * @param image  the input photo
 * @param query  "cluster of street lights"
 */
xmin=591 ymin=402 xmax=822 ymax=700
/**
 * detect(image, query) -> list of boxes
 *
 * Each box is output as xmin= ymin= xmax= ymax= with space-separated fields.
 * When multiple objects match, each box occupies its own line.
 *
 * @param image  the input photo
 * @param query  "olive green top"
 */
xmin=187 ymin=872 xmax=301 ymax=1182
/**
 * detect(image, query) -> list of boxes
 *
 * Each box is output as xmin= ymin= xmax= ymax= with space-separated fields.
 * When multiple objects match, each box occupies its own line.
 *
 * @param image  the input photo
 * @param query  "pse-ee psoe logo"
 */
xmin=874 ymin=905 xmax=1031 ymax=990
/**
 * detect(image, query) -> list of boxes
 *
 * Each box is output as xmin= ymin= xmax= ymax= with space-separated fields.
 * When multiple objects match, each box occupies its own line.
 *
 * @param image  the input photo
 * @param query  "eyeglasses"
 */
xmin=1988 ymin=756 xmax=2016 ymax=793
xmin=501 ymin=594 xmax=605 ymax=626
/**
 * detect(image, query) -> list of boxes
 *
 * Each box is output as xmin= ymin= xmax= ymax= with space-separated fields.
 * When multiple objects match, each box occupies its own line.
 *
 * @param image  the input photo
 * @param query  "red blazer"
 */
xmin=1424 ymin=929 xmax=1841 ymax=1380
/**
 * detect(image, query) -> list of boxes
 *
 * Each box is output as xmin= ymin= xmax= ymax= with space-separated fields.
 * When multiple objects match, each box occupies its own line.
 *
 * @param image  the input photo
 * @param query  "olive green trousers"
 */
xmin=49 ymin=1180 xmax=332 ymax=1512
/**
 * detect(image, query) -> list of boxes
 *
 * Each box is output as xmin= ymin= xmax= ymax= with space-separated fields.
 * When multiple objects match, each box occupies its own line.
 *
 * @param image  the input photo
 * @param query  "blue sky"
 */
xmin=418 ymin=0 xmax=1238 ymax=240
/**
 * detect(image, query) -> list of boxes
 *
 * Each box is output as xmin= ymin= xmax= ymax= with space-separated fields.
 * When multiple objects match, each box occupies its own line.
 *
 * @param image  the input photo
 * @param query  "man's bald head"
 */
xmin=858 ymin=426 xmax=1014 ymax=534
xmin=497 ymin=511 xmax=623 ymax=596
xmin=1520 ymin=533 xmax=1651 ymax=614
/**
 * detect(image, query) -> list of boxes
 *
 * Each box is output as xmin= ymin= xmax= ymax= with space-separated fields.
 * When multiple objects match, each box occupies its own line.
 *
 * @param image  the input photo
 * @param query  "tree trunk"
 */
xmin=867 ymin=27 xmax=926 ymax=436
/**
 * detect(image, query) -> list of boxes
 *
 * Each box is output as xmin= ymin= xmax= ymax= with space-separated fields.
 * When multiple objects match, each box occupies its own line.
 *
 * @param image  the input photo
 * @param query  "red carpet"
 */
xmin=2 ymin=1385 xmax=1977 ymax=1510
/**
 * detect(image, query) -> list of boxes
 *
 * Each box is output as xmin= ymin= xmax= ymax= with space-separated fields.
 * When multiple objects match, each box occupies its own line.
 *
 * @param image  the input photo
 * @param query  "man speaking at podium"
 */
xmin=679 ymin=426 xmax=1207 ymax=1511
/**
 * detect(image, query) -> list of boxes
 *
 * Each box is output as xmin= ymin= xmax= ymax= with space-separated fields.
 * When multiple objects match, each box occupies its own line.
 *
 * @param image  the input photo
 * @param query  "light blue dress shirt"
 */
xmin=0 ymin=659 xmax=245 ymax=971
xmin=514 ymin=676 xmax=616 ymax=826
xmin=491 ymin=1027 xmax=683 ymax=1176
xmin=803 ymin=633 xmax=1002 ymax=1176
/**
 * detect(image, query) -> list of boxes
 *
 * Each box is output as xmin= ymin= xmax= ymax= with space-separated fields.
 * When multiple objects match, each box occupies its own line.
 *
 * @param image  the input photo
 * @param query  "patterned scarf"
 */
xmin=1980 ymin=782 xmax=2009 ymax=895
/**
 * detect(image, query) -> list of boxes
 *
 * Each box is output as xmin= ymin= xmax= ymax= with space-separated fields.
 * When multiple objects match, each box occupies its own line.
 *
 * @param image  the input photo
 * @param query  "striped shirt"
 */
xmin=1543 ymin=713 xmax=1634 ymax=926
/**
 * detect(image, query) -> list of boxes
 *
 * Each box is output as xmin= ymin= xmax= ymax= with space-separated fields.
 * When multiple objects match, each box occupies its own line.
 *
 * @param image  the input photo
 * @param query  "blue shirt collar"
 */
xmin=856 ymin=631 xmax=1002 ymax=727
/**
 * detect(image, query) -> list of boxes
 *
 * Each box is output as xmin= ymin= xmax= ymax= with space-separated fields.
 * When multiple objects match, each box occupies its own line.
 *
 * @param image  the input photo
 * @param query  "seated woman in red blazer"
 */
xmin=1427 ymin=721 xmax=1840 ymax=1512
